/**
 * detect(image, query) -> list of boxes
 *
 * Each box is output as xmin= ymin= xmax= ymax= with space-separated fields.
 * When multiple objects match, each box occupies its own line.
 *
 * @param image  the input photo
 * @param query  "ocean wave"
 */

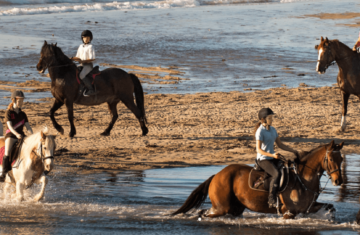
xmin=0 ymin=0 xmax=309 ymax=16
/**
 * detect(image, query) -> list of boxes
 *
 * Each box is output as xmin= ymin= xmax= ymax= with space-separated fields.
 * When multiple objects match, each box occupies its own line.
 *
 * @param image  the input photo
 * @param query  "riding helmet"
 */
xmin=81 ymin=30 xmax=93 ymax=43
xmin=11 ymin=90 xmax=25 ymax=99
xmin=258 ymin=108 xmax=274 ymax=120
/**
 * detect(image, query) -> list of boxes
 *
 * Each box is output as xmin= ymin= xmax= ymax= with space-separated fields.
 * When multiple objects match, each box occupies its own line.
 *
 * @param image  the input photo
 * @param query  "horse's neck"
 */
xmin=19 ymin=136 xmax=39 ymax=161
xmin=333 ymin=41 xmax=356 ymax=67
xmin=299 ymin=148 xmax=325 ymax=183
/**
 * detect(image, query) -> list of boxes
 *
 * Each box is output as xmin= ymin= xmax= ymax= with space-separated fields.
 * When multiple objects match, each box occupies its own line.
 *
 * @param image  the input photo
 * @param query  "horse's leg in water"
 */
xmin=15 ymin=179 xmax=25 ymax=201
xmin=50 ymin=99 xmax=65 ymax=135
xmin=33 ymin=175 xmax=48 ymax=202
xmin=122 ymin=97 xmax=148 ymax=136
xmin=3 ymin=181 xmax=10 ymax=200
xmin=340 ymin=92 xmax=350 ymax=132
xmin=307 ymin=202 xmax=335 ymax=213
xmin=100 ymin=102 xmax=119 ymax=136
xmin=65 ymin=100 xmax=76 ymax=137
xmin=356 ymin=209 xmax=360 ymax=224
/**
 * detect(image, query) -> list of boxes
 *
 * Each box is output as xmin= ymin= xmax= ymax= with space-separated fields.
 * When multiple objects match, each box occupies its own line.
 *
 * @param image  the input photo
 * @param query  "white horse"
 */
xmin=0 ymin=128 xmax=56 ymax=201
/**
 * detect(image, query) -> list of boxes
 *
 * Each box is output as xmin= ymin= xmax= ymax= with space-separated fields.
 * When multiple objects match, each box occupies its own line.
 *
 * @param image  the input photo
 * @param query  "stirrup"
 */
xmin=83 ymin=89 xmax=96 ymax=97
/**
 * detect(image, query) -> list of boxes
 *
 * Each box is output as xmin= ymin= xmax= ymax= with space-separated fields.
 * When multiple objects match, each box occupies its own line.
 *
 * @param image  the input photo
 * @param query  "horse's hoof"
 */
xmin=142 ymin=127 xmax=149 ymax=136
xmin=56 ymin=126 xmax=64 ymax=135
xmin=100 ymin=132 xmax=110 ymax=136
xmin=283 ymin=211 xmax=295 ymax=219
xmin=324 ymin=204 xmax=335 ymax=212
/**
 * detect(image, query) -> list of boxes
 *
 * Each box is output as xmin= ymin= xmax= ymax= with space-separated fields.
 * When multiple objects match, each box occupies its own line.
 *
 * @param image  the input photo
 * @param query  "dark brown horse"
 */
xmin=36 ymin=41 xmax=148 ymax=137
xmin=173 ymin=141 xmax=344 ymax=219
xmin=315 ymin=36 xmax=360 ymax=132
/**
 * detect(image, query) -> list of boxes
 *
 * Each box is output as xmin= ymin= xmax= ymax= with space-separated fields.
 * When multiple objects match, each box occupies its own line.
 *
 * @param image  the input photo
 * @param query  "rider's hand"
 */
xmin=273 ymin=153 xmax=280 ymax=159
xmin=16 ymin=133 xmax=22 ymax=139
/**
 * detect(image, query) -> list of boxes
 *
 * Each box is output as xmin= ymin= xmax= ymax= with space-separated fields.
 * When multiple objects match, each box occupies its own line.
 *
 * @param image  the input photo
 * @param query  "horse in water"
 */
xmin=1 ymin=128 xmax=56 ymax=201
xmin=315 ymin=36 xmax=360 ymax=132
xmin=172 ymin=140 xmax=344 ymax=219
xmin=36 ymin=41 xmax=148 ymax=137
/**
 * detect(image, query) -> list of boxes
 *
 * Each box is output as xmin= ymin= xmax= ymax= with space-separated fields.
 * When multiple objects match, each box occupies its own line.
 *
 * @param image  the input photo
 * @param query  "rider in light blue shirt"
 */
xmin=255 ymin=108 xmax=299 ymax=208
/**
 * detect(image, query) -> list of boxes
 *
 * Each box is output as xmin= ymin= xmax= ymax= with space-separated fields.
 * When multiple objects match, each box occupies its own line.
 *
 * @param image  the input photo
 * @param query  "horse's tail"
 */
xmin=172 ymin=175 xmax=215 ymax=216
xmin=130 ymin=73 xmax=147 ymax=123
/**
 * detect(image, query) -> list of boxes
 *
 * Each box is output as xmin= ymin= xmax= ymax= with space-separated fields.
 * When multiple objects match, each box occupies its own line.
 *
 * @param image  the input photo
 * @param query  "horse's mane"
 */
xmin=299 ymin=143 xmax=328 ymax=163
xmin=19 ymin=131 xmax=43 ymax=159
xmin=319 ymin=38 xmax=352 ymax=52
xmin=331 ymin=39 xmax=352 ymax=51
xmin=42 ymin=42 xmax=73 ymax=65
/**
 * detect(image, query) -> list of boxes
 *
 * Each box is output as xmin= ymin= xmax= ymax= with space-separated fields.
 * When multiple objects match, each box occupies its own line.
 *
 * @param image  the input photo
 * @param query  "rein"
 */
xmin=293 ymin=149 xmax=341 ymax=213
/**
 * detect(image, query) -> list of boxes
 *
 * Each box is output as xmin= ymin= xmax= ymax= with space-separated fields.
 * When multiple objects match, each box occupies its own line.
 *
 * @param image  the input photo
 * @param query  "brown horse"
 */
xmin=172 ymin=140 xmax=344 ymax=219
xmin=315 ymin=36 xmax=360 ymax=132
xmin=36 ymin=41 xmax=148 ymax=137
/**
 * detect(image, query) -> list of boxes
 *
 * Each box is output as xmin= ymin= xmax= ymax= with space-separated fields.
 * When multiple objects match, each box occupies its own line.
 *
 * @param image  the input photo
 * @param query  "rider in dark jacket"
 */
xmin=254 ymin=108 xmax=299 ymax=208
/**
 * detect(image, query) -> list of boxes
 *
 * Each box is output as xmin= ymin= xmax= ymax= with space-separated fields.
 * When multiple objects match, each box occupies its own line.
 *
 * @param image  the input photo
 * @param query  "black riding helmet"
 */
xmin=258 ymin=108 xmax=274 ymax=120
xmin=11 ymin=90 xmax=25 ymax=99
xmin=81 ymin=30 xmax=93 ymax=43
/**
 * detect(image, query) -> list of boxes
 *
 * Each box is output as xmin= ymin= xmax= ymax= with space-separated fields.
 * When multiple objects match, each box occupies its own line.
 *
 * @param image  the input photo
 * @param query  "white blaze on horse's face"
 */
xmin=316 ymin=48 xmax=324 ymax=74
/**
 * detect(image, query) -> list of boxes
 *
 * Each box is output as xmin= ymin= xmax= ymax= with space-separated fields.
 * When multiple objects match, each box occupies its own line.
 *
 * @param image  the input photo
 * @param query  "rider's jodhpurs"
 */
xmin=258 ymin=159 xmax=281 ymax=193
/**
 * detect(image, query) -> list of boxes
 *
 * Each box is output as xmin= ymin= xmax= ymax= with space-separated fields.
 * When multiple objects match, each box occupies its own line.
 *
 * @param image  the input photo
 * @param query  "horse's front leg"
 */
xmin=3 ymin=181 xmax=11 ymax=200
xmin=50 ymin=99 xmax=65 ymax=135
xmin=15 ymin=180 xmax=25 ymax=201
xmin=307 ymin=202 xmax=335 ymax=213
xmin=65 ymin=100 xmax=76 ymax=137
xmin=33 ymin=176 xmax=48 ymax=202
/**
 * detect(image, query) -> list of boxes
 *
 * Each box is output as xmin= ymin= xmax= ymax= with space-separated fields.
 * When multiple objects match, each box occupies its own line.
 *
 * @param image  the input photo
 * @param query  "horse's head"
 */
xmin=323 ymin=140 xmax=344 ymax=186
xmin=39 ymin=128 xmax=57 ymax=175
xmin=36 ymin=41 xmax=59 ymax=74
xmin=315 ymin=37 xmax=335 ymax=74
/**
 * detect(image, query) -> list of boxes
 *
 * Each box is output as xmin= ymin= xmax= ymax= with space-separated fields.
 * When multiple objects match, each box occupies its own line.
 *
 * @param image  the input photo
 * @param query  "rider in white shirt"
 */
xmin=71 ymin=30 xmax=97 ymax=96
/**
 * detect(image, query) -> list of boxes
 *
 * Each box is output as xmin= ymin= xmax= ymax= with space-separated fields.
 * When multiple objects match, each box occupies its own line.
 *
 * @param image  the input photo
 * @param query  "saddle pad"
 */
xmin=0 ymin=146 xmax=17 ymax=166
xmin=248 ymin=169 xmax=269 ymax=192
xmin=248 ymin=167 xmax=288 ymax=193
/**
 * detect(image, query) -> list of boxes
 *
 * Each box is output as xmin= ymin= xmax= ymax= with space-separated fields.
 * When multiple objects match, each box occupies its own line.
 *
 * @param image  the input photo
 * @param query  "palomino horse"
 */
xmin=315 ymin=36 xmax=360 ymax=132
xmin=1 ymin=129 xmax=56 ymax=201
xmin=36 ymin=41 xmax=148 ymax=137
xmin=173 ymin=141 xmax=344 ymax=219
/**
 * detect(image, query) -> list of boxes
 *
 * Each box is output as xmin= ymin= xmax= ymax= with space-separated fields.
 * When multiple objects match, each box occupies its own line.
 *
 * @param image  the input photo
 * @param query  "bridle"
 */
xmin=33 ymin=141 xmax=54 ymax=163
xmin=323 ymin=149 xmax=341 ymax=178
xmin=317 ymin=45 xmax=350 ymax=70
xmin=292 ymin=148 xmax=342 ymax=213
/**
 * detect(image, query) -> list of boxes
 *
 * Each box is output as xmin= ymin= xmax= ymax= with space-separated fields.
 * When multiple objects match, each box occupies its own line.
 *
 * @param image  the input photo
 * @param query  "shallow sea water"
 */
xmin=0 ymin=154 xmax=359 ymax=234
xmin=0 ymin=0 xmax=358 ymax=109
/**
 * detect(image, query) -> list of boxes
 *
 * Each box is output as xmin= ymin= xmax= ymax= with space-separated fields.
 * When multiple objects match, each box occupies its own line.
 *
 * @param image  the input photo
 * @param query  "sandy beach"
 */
xmin=2 ymin=78 xmax=358 ymax=172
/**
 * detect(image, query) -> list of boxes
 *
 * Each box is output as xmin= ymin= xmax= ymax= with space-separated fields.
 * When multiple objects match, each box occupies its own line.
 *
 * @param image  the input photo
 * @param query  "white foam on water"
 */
xmin=0 ymin=0 xmax=314 ymax=16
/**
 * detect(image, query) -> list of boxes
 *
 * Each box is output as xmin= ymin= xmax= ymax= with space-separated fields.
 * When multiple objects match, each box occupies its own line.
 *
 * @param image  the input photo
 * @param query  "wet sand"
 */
xmin=1 ymin=80 xmax=360 ymax=171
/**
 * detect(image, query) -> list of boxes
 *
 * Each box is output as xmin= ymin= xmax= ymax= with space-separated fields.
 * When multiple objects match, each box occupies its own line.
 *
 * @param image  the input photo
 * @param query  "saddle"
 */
xmin=76 ymin=66 xmax=101 ymax=100
xmin=0 ymin=138 xmax=24 ymax=168
xmin=248 ymin=159 xmax=290 ymax=193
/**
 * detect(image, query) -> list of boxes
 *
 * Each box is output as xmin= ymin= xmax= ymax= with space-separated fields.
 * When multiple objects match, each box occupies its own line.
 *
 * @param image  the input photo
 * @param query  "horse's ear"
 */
xmin=328 ymin=140 xmax=335 ymax=149
xmin=325 ymin=37 xmax=329 ymax=42
xmin=336 ymin=141 xmax=345 ymax=151
xmin=55 ymin=43 xmax=57 ymax=47
xmin=315 ymin=45 xmax=319 ymax=50
xmin=44 ymin=40 xmax=48 ymax=46
xmin=41 ymin=131 xmax=46 ymax=140
xmin=321 ymin=36 xmax=324 ymax=42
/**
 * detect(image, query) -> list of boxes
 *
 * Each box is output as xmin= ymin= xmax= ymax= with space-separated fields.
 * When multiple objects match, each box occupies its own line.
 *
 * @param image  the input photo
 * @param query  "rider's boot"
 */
xmin=0 ymin=155 xmax=11 ymax=182
xmin=82 ymin=75 xmax=97 ymax=96
xmin=268 ymin=182 xmax=279 ymax=208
